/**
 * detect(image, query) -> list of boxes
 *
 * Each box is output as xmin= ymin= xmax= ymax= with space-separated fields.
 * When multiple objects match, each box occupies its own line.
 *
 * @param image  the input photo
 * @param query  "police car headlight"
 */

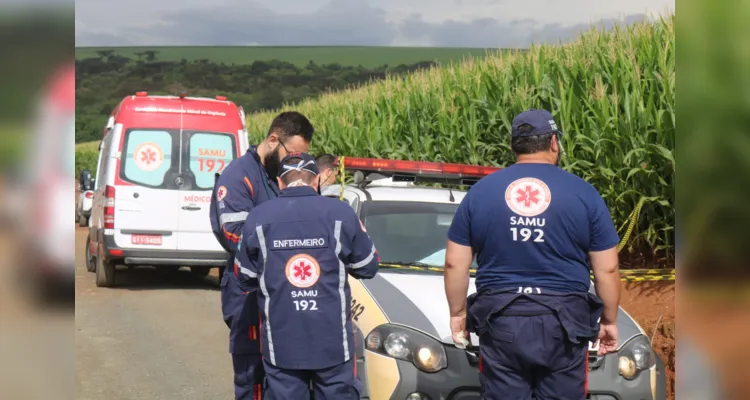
xmin=366 ymin=324 xmax=448 ymax=373
xmin=617 ymin=335 xmax=656 ymax=380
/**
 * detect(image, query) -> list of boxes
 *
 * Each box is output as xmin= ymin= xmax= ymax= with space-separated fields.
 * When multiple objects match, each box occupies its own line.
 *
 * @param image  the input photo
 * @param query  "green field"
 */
xmin=75 ymin=141 xmax=100 ymax=152
xmin=74 ymin=46 xmax=503 ymax=68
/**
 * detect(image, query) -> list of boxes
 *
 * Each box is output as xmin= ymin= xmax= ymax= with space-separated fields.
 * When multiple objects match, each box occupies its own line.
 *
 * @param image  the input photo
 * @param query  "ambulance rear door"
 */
xmin=113 ymin=125 xmax=181 ymax=251
xmin=175 ymin=130 xmax=237 ymax=252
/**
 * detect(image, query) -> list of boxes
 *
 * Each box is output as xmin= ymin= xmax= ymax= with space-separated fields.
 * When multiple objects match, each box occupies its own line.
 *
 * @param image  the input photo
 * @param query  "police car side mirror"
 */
xmin=353 ymin=171 xmax=365 ymax=185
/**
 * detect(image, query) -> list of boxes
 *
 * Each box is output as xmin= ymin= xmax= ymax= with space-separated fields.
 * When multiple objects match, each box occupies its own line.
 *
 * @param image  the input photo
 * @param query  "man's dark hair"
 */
xmin=267 ymin=111 xmax=314 ymax=143
xmin=510 ymin=124 xmax=555 ymax=155
xmin=315 ymin=153 xmax=336 ymax=171
xmin=279 ymin=156 xmax=317 ymax=186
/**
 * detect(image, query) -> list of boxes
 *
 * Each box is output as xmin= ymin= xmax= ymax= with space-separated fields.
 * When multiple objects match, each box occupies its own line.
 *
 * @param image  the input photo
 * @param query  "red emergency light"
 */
xmin=216 ymin=95 xmax=227 ymax=101
xmin=338 ymin=157 xmax=500 ymax=179
xmin=135 ymin=91 xmax=148 ymax=97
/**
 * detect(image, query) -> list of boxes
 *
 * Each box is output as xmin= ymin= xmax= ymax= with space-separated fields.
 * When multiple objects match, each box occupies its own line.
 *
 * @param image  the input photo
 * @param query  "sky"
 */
xmin=75 ymin=0 xmax=675 ymax=48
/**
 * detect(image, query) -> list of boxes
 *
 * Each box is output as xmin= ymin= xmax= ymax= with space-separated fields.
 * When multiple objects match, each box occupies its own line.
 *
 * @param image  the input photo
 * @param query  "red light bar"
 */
xmin=216 ymin=95 xmax=227 ymax=101
xmin=135 ymin=91 xmax=148 ymax=96
xmin=339 ymin=157 xmax=500 ymax=178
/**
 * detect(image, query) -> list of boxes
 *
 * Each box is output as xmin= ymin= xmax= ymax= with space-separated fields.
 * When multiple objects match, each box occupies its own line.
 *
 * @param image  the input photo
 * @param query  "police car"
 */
xmin=321 ymin=157 xmax=667 ymax=400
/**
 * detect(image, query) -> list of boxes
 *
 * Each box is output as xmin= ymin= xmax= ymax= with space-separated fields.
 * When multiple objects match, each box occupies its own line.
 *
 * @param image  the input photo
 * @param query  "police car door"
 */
xmin=175 ymin=129 xmax=237 ymax=253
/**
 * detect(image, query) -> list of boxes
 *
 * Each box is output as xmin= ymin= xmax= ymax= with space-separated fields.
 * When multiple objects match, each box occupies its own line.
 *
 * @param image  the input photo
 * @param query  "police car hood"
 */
xmin=369 ymin=271 xmax=645 ymax=349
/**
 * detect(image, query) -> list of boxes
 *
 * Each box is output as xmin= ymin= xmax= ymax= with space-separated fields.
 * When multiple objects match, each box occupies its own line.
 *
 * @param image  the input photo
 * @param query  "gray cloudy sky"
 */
xmin=75 ymin=0 xmax=674 ymax=47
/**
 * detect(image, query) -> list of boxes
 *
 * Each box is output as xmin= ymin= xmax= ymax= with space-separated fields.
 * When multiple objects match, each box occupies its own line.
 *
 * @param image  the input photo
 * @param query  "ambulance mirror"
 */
xmin=80 ymin=169 xmax=92 ymax=191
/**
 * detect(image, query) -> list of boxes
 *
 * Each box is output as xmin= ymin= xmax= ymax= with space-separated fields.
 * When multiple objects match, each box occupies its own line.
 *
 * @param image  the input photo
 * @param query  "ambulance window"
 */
xmin=96 ymin=134 xmax=113 ymax=190
xmin=121 ymin=130 xmax=173 ymax=187
xmin=187 ymin=132 xmax=236 ymax=189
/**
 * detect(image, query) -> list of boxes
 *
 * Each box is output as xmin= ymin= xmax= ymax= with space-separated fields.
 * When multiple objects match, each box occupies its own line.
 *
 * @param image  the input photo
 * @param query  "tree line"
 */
xmin=75 ymin=51 xmax=437 ymax=143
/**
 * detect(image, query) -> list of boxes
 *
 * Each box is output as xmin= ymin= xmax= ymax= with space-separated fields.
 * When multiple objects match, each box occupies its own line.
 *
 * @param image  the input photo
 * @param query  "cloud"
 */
xmin=397 ymin=13 xmax=651 ymax=48
xmin=75 ymin=0 xmax=655 ymax=48
xmin=122 ymin=0 xmax=397 ymax=47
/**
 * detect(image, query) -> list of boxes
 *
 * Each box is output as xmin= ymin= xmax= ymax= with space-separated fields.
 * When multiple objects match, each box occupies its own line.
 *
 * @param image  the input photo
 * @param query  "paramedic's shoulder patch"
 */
xmin=217 ymin=185 xmax=227 ymax=201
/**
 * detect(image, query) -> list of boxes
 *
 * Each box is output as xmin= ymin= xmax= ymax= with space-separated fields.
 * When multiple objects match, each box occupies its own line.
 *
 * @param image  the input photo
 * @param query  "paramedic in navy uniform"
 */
xmin=235 ymin=152 xmax=379 ymax=400
xmin=443 ymin=109 xmax=622 ymax=400
xmin=209 ymin=111 xmax=315 ymax=400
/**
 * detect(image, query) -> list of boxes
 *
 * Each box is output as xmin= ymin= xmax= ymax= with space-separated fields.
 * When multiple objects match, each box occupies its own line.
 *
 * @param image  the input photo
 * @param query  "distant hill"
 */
xmin=74 ymin=46 xmax=504 ymax=68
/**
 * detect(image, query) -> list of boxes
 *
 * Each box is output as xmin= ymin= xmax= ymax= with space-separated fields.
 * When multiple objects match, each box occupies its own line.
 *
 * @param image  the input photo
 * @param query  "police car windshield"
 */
xmin=360 ymin=200 xmax=478 ymax=272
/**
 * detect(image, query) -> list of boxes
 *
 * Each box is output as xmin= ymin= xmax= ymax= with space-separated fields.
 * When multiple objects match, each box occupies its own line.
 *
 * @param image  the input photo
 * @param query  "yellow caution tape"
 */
xmin=617 ymin=275 xmax=675 ymax=282
xmin=338 ymin=156 xmax=346 ymax=201
xmin=617 ymin=197 xmax=646 ymax=252
xmin=618 ymin=268 xmax=675 ymax=275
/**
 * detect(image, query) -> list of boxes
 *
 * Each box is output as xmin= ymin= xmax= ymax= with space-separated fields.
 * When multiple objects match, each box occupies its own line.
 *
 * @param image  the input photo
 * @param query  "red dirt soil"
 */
xmin=619 ymin=281 xmax=675 ymax=400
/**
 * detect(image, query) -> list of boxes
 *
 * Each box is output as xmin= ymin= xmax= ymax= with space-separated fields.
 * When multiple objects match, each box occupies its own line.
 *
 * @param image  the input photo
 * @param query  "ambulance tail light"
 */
xmin=84 ymin=191 xmax=94 ymax=199
xmin=104 ymin=185 xmax=116 ymax=230
xmin=339 ymin=157 xmax=500 ymax=182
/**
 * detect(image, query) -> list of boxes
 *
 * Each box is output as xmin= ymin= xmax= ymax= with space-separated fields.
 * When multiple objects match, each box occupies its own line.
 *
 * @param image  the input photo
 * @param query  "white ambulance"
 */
xmin=85 ymin=91 xmax=249 ymax=287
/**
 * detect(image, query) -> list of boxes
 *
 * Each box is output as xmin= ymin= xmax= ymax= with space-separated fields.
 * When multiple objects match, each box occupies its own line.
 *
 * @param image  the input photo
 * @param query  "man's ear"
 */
xmin=551 ymin=134 xmax=560 ymax=153
xmin=267 ymin=132 xmax=279 ymax=148
xmin=311 ymin=176 xmax=320 ymax=191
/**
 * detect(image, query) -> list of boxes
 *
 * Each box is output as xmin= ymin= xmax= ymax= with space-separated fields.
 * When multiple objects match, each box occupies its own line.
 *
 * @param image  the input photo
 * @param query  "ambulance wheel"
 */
xmin=95 ymin=250 xmax=116 ymax=287
xmin=78 ymin=215 xmax=87 ymax=227
xmin=85 ymin=236 xmax=96 ymax=272
xmin=190 ymin=266 xmax=211 ymax=277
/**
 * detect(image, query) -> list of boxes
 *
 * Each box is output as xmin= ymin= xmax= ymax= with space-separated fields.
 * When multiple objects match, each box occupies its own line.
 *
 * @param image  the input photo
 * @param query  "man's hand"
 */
xmin=597 ymin=322 xmax=618 ymax=355
xmin=450 ymin=313 xmax=470 ymax=349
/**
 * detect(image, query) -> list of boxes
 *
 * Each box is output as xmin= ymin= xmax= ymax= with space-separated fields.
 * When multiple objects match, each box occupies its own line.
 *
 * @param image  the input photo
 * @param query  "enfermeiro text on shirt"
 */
xmin=271 ymin=238 xmax=326 ymax=249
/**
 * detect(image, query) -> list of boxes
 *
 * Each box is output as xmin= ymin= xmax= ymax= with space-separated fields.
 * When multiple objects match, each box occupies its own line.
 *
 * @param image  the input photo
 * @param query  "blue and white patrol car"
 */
xmin=321 ymin=157 xmax=667 ymax=400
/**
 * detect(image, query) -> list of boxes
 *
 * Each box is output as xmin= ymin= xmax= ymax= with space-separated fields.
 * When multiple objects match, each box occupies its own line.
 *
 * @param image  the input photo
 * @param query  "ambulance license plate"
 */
xmin=131 ymin=234 xmax=162 ymax=245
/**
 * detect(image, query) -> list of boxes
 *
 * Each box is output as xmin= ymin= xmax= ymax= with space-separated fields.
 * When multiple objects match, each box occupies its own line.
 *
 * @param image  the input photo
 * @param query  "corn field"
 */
xmin=247 ymin=15 xmax=675 ymax=257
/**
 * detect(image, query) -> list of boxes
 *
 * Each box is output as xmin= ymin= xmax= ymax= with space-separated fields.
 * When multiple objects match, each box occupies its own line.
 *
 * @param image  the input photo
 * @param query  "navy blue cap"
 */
xmin=280 ymin=152 xmax=319 ymax=177
xmin=511 ymin=109 xmax=563 ymax=137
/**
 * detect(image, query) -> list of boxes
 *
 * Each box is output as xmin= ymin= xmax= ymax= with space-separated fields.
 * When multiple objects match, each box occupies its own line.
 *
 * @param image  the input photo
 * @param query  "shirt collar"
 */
xmin=280 ymin=185 xmax=318 ymax=197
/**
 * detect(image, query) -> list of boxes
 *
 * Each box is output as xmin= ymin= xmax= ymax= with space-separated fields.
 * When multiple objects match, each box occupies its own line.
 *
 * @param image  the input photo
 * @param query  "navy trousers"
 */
xmin=477 ymin=298 xmax=589 ymax=400
xmin=221 ymin=255 xmax=264 ymax=399
xmin=233 ymin=354 xmax=265 ymax=400
xmin=263 ymin=358 xmax=361 ymax=400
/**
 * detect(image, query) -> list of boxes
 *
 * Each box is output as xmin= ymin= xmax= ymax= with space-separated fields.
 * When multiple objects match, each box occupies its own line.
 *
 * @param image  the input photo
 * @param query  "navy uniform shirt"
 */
xmin=210 ymin=145 xmax=280 ymax=259
xmin=235 ymin=185 xmax=379 ymax=370
xmin=448 ymin=163 xmax=619 ymax=293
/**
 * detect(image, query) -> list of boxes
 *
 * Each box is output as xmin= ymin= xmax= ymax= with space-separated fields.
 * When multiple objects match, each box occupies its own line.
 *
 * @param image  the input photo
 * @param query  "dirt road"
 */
xmin=74 ymin=227 xmax=234 ymax=400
